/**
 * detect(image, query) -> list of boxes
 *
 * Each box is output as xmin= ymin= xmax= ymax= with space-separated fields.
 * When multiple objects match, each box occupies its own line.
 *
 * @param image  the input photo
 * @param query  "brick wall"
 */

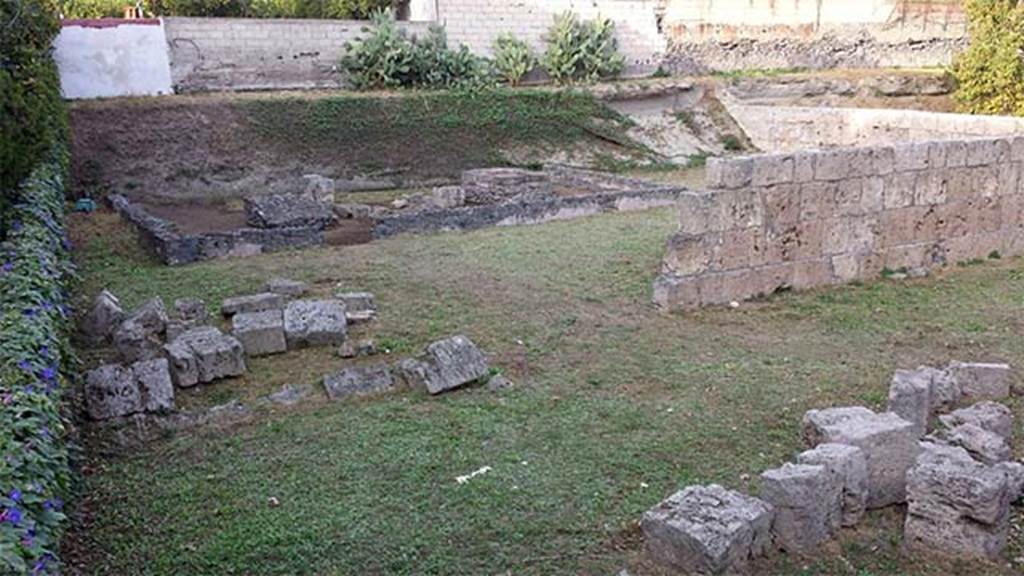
xmin=726 ymin=104 xmax=1024 ymax=153
xmin=165 ymin=17 xmax=430 ymax=92
xmin=438 ymin=0 xmax=666 ymax=74
xmin=653 ymin=137 xmax=1024 ymax=310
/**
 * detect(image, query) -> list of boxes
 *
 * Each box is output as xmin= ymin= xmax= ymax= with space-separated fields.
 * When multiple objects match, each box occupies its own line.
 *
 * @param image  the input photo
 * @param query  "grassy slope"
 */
xmin=67 ymin=207 xmax=1023 ymax=576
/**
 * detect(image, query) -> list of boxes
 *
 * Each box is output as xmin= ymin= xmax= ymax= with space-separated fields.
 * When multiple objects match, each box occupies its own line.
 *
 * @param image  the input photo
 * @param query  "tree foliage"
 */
xmin=952 ymin=0 xmax=1024 ymax=115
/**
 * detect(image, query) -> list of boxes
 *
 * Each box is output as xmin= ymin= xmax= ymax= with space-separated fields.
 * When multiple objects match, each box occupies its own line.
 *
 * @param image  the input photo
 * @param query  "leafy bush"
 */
xmin=492 ymin=33 xmax=536 ymax=86
xmin=952 ymin=0 xmax=1024 ymax=115
xmin=542 ymin=11 xmax=624 ymax=85
xmin=341 ymin=11 xmax=491 ymax=90
xmin=0 ymin=0 xmax=64 ymax=219
xmin=57 ymin=0 xmax=126 ymax=18
xmin=134 ymin=0 xmax=392 ymax=18
xmin=0 ymin=148 xmax=74 ymax=576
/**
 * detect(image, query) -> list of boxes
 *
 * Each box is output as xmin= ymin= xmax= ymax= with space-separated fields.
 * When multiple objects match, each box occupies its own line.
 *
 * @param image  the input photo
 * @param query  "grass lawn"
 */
xmin=65 ymin=207 xmax=1024 ymax=575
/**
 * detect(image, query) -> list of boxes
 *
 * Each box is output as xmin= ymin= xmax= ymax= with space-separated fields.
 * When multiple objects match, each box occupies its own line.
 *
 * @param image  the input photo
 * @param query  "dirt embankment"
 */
xmin=68 ymin=90 xmax=650 ymax=203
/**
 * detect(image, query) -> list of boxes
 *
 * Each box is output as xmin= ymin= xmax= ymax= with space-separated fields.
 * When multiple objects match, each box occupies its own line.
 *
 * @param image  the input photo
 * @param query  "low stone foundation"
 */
xmin=654 ymin=135 xmax=1024 ymax=311
xmin=109 ymin=194 xmax=323 ymax=265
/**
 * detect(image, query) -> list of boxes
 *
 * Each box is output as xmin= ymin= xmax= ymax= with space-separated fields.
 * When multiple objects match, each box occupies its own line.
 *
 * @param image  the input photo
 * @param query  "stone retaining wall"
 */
xmin=109 ymin=195 xmax=323 ymax=265
xmin=727 ymin=103 xmax=1024 ymax=153
xmin=653 ymin=136 xmax=1024 ymax=310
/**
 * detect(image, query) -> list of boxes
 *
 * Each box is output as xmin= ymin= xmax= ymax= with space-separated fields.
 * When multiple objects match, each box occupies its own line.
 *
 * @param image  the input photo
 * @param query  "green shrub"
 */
xmin=58 ymin=0 xmax=126 ymax=18
xmin=341 ymin=11 xmax=490 ymax=90
xmin=542 ymin=11 xmax=624 ymax=85
xmin=0 ymin=0 xmax=64 ymax=219
xmin=142 ymin=0 xmax=391 ymax=18
xmin=492 ymin=33 xmax=536 ymax=86
xmin=952 ymin=0 xmax=1024 ymax=115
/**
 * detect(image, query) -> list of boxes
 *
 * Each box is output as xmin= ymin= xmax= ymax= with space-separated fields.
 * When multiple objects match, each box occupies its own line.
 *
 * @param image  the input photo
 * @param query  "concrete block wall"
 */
xmin=437 ymin=0 xmax=666 ymax=74
xmin=653 ymin=137 xmax=1024 ymax=310
xmin=727 ymin=104 xmax=1024 ymax=153
xmin=165 ymin=17 xmax=430 ymax=92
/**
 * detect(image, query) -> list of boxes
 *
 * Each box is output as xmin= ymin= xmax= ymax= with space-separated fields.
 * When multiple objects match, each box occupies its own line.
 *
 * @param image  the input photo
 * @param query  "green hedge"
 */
xmin=59 ymin=0 xmax=395 ymax=18
xmin=0 ymin=147 xmax=74 ymax=576
xmin=0 ymin=0 xmax=64 ymax=221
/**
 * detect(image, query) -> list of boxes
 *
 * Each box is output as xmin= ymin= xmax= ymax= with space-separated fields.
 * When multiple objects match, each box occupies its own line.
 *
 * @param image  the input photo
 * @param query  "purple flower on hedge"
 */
xmin=9 ymin=489 xmax=21 ymax=502
xmin=43 ymin=499 xmax=62 ymax=511
xmin=39 ymin=366 xmax=57 ymax=381
xmin=3 ymin=507 xmax=22 ymax=524
xmin=39 ymin=346 xmax=49 ymax=358
xmin=22 ymin=307 xmax=37 ymax=318
xmin=1 ymin=261 xmax=11 ymax=273
xmin=12 ymin=221 xmax=22 ymax=232
xmin=17 ymin=359 xmax=32 ymax=372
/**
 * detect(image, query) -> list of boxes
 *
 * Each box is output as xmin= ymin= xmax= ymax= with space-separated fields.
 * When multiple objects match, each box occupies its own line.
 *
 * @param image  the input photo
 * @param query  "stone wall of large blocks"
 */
xmin=727 ymin=103 xmax=1024 ymax=153
xmin=653 ymin=137 xmax=1024 ymax=310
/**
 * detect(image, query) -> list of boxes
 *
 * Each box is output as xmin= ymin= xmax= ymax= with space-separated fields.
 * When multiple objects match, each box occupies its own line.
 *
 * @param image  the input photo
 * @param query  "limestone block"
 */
xmin=232 ymin=310 xmax=287 ymax=357
xmin=923 ymin=366 xmax=961 ymax=412
xmin=85 ymin=364 xmax=141 ymax=420
xmin=760 ymin=463 xmax=836 ymax=552
xmin=221 ymin=292 xmax=284 ymax=317
xmin=893 ymin=142 xmax=930 ymax=172
xmin=798 ymin=182 xmax=838 ymax=221
xmin=888 ymin=369 xmax=933 ymax=438
xmin=641 ymin=484 xmax=773 ymax=575
xmin=904 ymin=443 xmax=1012 ymax=561
xmin=113 ymin=297 xmax=169 ymax=363
xmin=946 ymin=362 xmax=1012 ymax=401
xmin=335 ymin=292 xmax=377 ymax=324
xmin=996 ymin=461 xmax=1024 ymax=503
xmin=166 ymin=326 xmax=246 ymax=386
xmin=797 ymin=443 xmax=868 ymax=527
xmin=323 ymin=363 xmax=395 ymax=400
xmin=965 ymin=138 xmax=1009 ymax=167
xmin=82 ymin=289 xmax=124 ymax=344
xmin=173 ymin=298 xmax=208 ymax=324
xmin=663 ymin=233 xmax=715 ymax=276
xmin=244 ymin=194 xmax=334 ymax=229
xmin=939 ymin=401 xmax=1013 ymax=442
xmin=934 ymin=423 xmax=1011 ymax=465
xmin=131 ymin=358 xmax=174 ymax=413
xmin=751 ymin=155 xmax=794 ymax=187
xmin=801 ymin=407 xmax=918 ymax=508
xmin=814 ymin=149 xmax=853 ymax=181
xmin=264 ymin=277 xmax=308 ymax=298
xmin=283 ymin=299 xmax=348 ymax=348
xmin=394 ymin=335 xmax=489 ymax=395
xmin=705 ymin=157 xmax=753 ymax=189
xmin=652 ymin=274 xmax=699 ymax=311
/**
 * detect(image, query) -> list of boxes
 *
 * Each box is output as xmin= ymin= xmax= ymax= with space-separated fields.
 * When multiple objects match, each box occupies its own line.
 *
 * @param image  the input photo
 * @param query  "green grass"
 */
xmin=67 ymin=208 xmax=1024 ymax=575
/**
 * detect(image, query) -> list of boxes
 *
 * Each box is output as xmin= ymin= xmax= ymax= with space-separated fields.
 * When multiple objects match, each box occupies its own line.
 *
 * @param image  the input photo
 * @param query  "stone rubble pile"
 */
xmin=642 ymin=361 xmax=1022 ymax=574
xmin=83 ymin=281 xmax=502 ymax=425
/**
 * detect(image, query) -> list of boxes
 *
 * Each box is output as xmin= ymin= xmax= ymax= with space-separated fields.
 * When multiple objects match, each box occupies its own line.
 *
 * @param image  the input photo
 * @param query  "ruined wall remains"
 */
xmin=727 ymin=103 xmax=1024 ymax=153
xmin=663 ymin=0 xmax=966 ymax=73
xmin=164 ymin=18 xmax=430 ymax=92
xmin=653 ymin=136 xmax=1024 ymax=310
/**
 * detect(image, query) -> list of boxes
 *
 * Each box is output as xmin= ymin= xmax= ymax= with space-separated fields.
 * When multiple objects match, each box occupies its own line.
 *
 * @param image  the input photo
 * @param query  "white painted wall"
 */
xmin=54 ymin=19 xmax=173 ymax=99
xmin=408 ymin=0 xmax=438 ymax=21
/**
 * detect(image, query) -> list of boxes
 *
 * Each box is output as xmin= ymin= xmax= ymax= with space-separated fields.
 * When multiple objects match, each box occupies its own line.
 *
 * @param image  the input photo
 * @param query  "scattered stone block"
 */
xmin=265 ymin=384 xmax=313 ymax=406
xmin=82 ymin=289 xmax=124 ymax=344
xmin=487 ymin=374 xmax=514 ymax=392
xmin=244 ymin=194 xmax=335 ymax=229
xmin=797 ymin=443 xmax=868 ymax=527
xmin=85 ymin=364 xmax=141 ymax=420
xmin=396 ymin=335 xmax=489 ymax=395
xmin=801 ymin=407 xmax=918 ymax=508
xmin=947 ymin=362 xmax=1012 ymax=401
xmin=939 ymin=401 xmax=1013 ymax=442
xmin=131 ymin=358 xmax=174 ymax=413
xmin=760 ymin=463 xmax=836 ymax=552
xmin=996 ymin=461 xmax=1024 ymax=502
xmin=221 ymin=293 xmax=284 ymax=317
xmin=283 ymin=299 xmax=348 ymax=348
xmin=264 ymin=277 xmax=308 ymax=298
xmin=933 ymin=423 xmax=1011 ymax=465
xmin=888 ymin=369 xmax=933 ymax=438
xmin=301 ymin=174 xmax=335 ymax=203
xmin=925 ymin=366 xmax=961 ymax=412
xmin=323 ymin=364 xmax=395 ymax=400
xmin=336 ymin=292 xmax=377 ymax=323
xmin=232 ymin=310 xmax=287 ymax=357
xmin=641 ymin=484 xmax=773 ymax=575
xmin=338 ymin=339 xmax=377 ymax=359
xmin=173 ymin=298 xmax=208 ymax=324
xmin=164 ymin=327 xmax=246 ymax=387
xmin=431 ymin=185 xmax=466 ymax=208
xmin=113 ymin=297 xmax=168 ymax=363
xmin=904 ymin=443 xmax=1012 ymax=561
